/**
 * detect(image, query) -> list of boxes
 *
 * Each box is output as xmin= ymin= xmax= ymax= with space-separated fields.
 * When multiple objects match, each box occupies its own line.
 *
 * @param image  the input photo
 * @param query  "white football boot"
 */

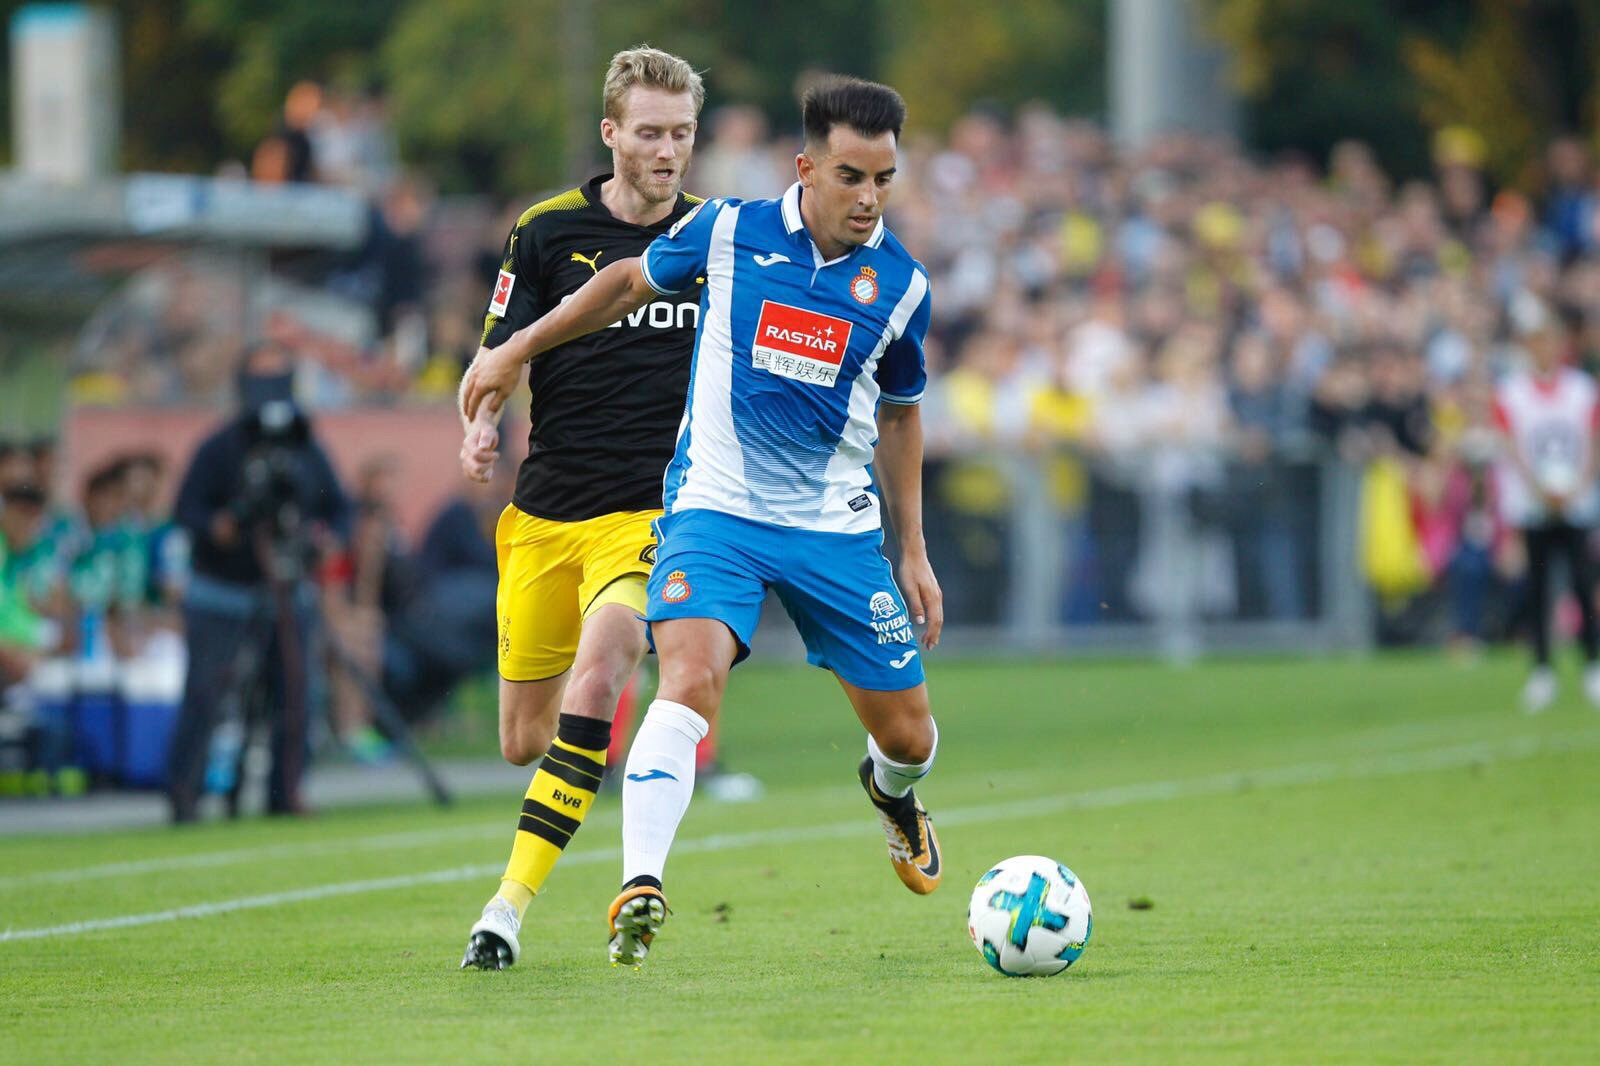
xmin=460 ymin=896 xmax=521 ymax=971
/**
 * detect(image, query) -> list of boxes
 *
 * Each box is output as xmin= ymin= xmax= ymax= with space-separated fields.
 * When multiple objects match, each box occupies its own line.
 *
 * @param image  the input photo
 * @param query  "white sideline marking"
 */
xmin=0 ymin=816 xmax=622 ymax=890
xmin=0 ymin=714 xmax=1533 ymax=887
xmin=2 ymin=730 xmax=1594 ymax=945
xmin=0 ymin=825 xmax=502 ymax=889
xmin=0 ymin=716 xmax=1496 ymax=887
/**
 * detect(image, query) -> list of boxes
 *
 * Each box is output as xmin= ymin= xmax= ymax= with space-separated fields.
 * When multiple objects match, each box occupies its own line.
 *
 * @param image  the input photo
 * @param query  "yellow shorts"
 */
xmin=494 ymin=504 xmax=661 ymax=682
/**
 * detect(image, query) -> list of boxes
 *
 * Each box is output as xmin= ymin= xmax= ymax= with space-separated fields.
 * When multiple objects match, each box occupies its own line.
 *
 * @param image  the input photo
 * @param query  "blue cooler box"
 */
xmin=27 ymin=658 xmax=75 ymax=772
xmin=72 ymin=658 xmax=121 ymax=777
xmin=119 ymin=659 xmax=183 ymax=788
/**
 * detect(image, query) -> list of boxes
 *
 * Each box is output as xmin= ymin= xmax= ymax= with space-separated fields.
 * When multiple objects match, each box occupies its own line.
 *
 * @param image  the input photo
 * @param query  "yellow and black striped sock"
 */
xmin=499 ymin=714 xmax=610 ymax=918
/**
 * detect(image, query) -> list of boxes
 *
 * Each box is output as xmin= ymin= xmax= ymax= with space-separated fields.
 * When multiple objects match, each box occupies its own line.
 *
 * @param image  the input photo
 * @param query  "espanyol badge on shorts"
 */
xmin=850 ymin=265 xmax=879 ymax=305
xmin=662 ymin=570 xmax=692 ymax=603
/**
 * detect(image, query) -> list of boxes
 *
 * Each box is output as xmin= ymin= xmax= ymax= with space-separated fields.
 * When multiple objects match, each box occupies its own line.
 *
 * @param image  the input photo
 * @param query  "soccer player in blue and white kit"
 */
xmin=462 ymin=77 xmax=943 ymax=967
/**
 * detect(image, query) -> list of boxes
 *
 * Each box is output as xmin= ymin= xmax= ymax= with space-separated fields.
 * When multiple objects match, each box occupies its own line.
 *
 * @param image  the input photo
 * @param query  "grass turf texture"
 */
xmin=3 ymin=654 xmax=1598 ymax=1064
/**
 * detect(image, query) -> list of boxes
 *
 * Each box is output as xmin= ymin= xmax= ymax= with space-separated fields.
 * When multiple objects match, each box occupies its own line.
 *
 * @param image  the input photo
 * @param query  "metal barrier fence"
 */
xmin=756 ymin=448 xmax=1368 ymax=660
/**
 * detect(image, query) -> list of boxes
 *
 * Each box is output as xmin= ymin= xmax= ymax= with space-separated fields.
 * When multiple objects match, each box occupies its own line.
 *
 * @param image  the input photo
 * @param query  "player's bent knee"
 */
xmin=658 ymin=660 xmax=726 ymax=717
xmin=499 ymin=722 xmax=554 ymax=766
xmin=499 ymin=738 xmax=536 ymax=767
xmin=562 ymin=667 xmax=627 ymax=720
xmin=873 ymin=716 xmax=935 ymax=764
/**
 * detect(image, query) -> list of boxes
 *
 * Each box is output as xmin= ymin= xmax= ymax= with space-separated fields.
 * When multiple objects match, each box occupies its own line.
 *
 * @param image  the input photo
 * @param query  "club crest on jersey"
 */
xmin=662 ymin=570 xmax=692 ymax=603
xmin=850 ymin=265 xmax=879 ymax=305
xmin=489 ymin=270 xmax=515 ymax=317
xmin=751 ymin=300 xmax=853 ymax=387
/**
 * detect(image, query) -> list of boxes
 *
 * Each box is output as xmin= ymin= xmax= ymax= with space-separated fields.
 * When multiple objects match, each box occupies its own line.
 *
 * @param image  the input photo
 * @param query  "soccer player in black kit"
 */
xmin=457 ymin=46 xmax=706 ymax=970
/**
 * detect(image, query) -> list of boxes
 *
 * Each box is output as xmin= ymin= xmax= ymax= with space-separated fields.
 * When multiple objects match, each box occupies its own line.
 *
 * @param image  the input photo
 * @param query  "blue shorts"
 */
xmin=645 ymin=509 xmax=926 ymax=691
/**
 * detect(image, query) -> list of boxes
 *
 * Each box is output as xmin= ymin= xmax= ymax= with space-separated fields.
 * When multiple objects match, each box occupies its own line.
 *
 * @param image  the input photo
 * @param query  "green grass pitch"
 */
xmin=3 ymin=654 xmax=1598 ymax=1064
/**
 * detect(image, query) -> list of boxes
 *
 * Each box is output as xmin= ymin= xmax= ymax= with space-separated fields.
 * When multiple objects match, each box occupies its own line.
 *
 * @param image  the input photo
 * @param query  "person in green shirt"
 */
xmin=0 ymin=482 xmax=53 ymax=684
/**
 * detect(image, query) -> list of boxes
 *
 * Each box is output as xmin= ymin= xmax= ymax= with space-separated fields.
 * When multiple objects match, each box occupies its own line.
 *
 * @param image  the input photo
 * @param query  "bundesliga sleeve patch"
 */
xmin=667 ymin=201 xmax=704 ymax=240
xmin=488 ymin=270 xmax=516 ymax=317
xmin=752 ymin=300 xmax=853 ymax=387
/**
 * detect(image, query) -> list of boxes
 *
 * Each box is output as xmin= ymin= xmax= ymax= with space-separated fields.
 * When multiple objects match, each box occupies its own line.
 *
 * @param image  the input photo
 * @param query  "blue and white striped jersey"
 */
xmin=640 ymin=182 xmax=931 ymax=534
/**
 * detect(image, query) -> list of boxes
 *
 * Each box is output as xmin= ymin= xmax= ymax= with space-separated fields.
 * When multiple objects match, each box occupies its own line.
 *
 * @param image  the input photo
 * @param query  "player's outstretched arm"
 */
xmin=461 ymin=258 xmax=656 ymax=422
xmin=876 ymin=402 xmax=944 ymax=649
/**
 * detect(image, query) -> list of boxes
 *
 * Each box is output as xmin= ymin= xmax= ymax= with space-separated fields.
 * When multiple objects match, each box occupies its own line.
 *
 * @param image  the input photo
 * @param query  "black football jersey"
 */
xmin=481 ymin=175 xmax=703 ymax=522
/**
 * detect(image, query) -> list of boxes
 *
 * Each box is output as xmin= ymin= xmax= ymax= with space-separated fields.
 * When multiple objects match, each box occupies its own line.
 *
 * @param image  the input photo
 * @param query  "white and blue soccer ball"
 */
xmin=967 ymin=854 xmax=1092 ymax=977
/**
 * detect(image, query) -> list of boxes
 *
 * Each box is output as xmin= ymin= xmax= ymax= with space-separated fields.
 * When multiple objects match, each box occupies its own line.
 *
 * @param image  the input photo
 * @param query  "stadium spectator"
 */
xmin=383 ymin=456 xmax=510 ymax=722
xmin=1492 ymin=297 xmax=1600 ymax=711
xmin=323 ymin=454 xmax=410 ymax=761
xmin=0 ymin=483 xmax=57 ymax=685
xmin=252 ymin=80 xmax=321 ymax=184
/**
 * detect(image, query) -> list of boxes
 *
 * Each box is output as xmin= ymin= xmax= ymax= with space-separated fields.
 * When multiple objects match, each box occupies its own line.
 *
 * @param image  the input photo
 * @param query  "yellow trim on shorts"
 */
xmin=584 ymin=573 xmax=649 ymax=619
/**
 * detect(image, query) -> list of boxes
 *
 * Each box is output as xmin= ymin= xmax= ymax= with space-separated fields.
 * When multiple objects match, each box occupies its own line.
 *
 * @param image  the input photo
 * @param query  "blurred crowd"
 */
xmin=60 ymin=87 xmax=1600 ymax=644
xmin=0 ymin=439 xmax=184 ymax=679
xmin=0 ymin=419 xmax=508 ymax=794
xmin=877 ymin=112 xmax=1596 ymax=642
xmin=864 ymin=111 xmax=1593 ymax=642
xmin=71 ymin=80 xmax=468 ymax=409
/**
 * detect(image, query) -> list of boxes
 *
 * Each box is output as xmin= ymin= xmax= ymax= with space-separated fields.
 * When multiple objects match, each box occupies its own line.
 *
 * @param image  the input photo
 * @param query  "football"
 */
xmin=967 ymin=855 xmax=1093 ymax=977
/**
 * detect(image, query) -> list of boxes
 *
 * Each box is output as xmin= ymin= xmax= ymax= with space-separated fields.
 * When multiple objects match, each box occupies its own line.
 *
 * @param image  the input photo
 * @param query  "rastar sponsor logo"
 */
xmin=751 ymin=301 xmax=853 ymax=386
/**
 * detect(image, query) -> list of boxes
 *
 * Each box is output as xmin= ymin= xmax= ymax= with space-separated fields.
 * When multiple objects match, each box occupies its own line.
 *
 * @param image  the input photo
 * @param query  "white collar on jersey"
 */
xmin=782 ymin=182 xmax=887 ymax=251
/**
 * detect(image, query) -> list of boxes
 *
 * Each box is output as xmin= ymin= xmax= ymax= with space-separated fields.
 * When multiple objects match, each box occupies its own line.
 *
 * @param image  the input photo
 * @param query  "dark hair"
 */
xmin=802 ymin=76 xmax=906 ymax=146
xmin=1 ymin=482 xmax=46 ymax=507
xmin=87 ymin=458 xmax=131 ymax=495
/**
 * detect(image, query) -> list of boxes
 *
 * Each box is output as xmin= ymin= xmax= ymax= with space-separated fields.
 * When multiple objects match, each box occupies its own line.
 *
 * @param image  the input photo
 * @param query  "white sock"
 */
xmin=867 ymin=719 xmax=938 ymax=798
xmin=621 ymin=699 xmax=709 ymax=886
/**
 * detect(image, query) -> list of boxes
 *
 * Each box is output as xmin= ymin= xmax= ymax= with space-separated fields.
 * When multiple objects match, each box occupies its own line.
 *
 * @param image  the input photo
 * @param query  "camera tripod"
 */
xmin=207 ymin=526 xmax=453 ymax=817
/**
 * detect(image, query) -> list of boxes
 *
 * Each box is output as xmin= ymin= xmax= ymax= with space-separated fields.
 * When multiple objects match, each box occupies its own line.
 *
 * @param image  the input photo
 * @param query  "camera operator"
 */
xmin=166 ymin=342 xmax=349 ymax=822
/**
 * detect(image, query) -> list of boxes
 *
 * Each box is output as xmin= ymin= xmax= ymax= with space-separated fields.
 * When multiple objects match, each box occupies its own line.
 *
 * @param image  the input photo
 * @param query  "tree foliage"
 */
xmin=381 ymin=0 xmax=569 ymax=195
xmin=380 ymin=0 xmax=883 ymax=194
xmin=881 ymin=0 xmax=1105 ymax=130
xmin=1206 ymin=0 xmax=1600 ymax=182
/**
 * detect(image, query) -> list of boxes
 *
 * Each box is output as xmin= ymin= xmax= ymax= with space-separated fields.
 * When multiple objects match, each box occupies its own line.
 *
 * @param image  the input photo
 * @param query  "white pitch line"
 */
xmin=0 ymin=825 xmax=502 ymax=889
xmin=0 ymin=715 xmax=1519 ymax=887
xmin=2 ymin=729 xmax=1595 ymax=945
xmin=0 ymin=814 xmax=621 ymax=890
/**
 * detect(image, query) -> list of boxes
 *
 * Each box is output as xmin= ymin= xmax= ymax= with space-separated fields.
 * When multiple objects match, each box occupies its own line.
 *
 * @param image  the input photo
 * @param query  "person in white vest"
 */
xmin=1492 ymin=294 xmax=1600 ymax=711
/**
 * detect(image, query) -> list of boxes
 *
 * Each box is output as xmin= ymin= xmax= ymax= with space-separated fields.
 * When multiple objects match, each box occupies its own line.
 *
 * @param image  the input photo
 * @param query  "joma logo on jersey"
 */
xmin=752 ymin=300 xmax=853 ymax=387
xmin=559 ymin=292 xmax=698 ymax=330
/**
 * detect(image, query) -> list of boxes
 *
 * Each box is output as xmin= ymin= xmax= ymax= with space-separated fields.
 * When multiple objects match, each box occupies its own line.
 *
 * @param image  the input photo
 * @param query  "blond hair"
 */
xmin=602 ymin=46 xmax=705 ymax=122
